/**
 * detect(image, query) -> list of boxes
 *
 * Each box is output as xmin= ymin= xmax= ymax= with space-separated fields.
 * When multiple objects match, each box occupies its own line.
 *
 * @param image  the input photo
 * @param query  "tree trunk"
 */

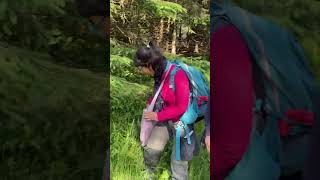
xmin=156 ymin=18 xmax=164 ymax=46
xmin=171 ymin=21 xmax=177 ymax=55
xmin=171 ymin=0 xmax=178 ymax=54
xmin=165 ymin=41 xmax=170 ymax=52
xmin=165 ymin=18 xmax=171 ymax=52
xmin=166 ymin=18 xmax=171 ymax=33
xmin=150 ymin=18 xmax=155 ymax=43
xmin=194 ymin=40 xmax=199 ymax=54
xmin=179 ymin=22 xmax=182 ymax=39
xmin=135 ymin=2 xmax=141 ymax=46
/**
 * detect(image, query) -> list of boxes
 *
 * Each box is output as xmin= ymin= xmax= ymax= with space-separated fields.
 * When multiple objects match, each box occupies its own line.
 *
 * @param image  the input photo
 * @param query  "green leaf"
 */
xmin=159 ymin=170 xmax=170 ymax=179
xmin=144 ymin=0 xmax=187 ymax=19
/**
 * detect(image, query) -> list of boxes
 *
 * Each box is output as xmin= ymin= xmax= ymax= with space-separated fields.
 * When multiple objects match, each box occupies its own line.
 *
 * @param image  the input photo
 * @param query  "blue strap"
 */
xmin=169 ymin=66 xmax=179 ymax=91
xmin=165 ymin=61 xmax=172 ymax=72
xmin=184 ymin=125 xmax=191 ymax=145
xmin=175 ymin=125 xmax=183 ymax=161
xmin=175 ymin=122 xmax=192 ymax=160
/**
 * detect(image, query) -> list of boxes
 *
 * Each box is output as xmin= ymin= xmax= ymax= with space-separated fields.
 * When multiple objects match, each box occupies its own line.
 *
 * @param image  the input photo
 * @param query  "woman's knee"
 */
xmin=145 ymin=126 xmax=169 ymax=151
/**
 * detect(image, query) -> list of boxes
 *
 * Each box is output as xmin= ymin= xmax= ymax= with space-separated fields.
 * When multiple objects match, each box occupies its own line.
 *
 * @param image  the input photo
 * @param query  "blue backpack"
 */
xmin=168 ymin=60 xmax=209 ymax=160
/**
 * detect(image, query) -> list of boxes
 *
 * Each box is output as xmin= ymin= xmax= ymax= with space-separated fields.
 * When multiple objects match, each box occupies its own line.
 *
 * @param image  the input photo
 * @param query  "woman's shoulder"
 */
xmin=213 ymin=24 xmax=239 ymax=36
xmin=173 ymin=67 xmax=188 ymax=81
xmin=165 ymin=62 xmax=188 ymax=82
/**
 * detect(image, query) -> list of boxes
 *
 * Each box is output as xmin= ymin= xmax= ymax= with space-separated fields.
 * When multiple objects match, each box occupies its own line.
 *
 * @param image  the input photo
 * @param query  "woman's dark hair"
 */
xmin=134 ymin=41 xmax=166 ymax=76
xmin=134 ymin=41 xmax=167 ymax=92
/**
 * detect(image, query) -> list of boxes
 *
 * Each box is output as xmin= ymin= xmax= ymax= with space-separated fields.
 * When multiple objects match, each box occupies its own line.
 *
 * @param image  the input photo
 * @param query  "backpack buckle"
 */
xmin=254 ymin=99 xmax=271 ymax=115
xmin=254 ymin=99 xmax=264 ymax=113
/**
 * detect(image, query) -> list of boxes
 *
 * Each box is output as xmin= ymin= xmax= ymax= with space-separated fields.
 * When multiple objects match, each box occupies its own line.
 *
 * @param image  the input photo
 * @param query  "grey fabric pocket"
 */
xmin=179 ymin=124 xmax=199 ymax=161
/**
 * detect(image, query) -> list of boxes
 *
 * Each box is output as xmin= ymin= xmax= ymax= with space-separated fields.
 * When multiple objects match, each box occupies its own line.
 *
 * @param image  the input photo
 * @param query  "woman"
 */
xmin=133 ymin=42 xmax=198 ymax=179
xmin=211 ymin=2 xmax=314 ymax=179
xmin=211 ymin=19 xmax=308 ymax=180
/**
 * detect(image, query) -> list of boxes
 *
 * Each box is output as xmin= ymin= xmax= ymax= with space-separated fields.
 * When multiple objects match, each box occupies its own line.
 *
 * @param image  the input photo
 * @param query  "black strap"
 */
xmin=252 ymin=61 xmax=268 ymax=134
xmin=252 ymin=62 xmax=267 ymax=101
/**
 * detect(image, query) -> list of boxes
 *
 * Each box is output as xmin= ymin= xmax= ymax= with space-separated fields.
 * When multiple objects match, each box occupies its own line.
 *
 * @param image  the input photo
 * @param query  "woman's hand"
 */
xmin=205 ymin=135 xmax=210 ymax=152
xmin=144 ymin=112 xmax=158 ymax=121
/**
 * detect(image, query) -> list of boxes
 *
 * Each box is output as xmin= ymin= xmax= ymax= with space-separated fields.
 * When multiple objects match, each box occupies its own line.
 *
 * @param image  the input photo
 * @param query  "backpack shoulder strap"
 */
xmin=148 ymin=63 xmax=172 ymax=111
xmin=169 ymin=63 xmax=180 ymax=92
xmin=211 ymin=2 xmax=231 ymax=33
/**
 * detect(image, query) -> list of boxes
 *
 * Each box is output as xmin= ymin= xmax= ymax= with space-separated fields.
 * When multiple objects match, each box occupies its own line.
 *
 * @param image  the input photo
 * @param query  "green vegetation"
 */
xmin=111 ymin=0 xmax=210 ymax=56
xmin=0 ymin=0 xmax=107 ymax=179
xmin=0 ymin=45 xmax=106 ymax=180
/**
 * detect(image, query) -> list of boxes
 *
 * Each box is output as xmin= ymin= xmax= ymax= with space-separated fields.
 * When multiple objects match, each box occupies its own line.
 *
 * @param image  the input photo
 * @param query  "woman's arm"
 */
xmin=211 ymin=25 xmax=253 ymax=179
xmin=157 ymin=69 xmax=190 ymax=121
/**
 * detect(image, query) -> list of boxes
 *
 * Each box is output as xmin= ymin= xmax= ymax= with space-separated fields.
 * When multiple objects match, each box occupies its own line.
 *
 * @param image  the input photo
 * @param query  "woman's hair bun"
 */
xmin=148 ymin=40 xmax=158 ymax=49
xmin=148 ymin=41 xmax=154 ymax=48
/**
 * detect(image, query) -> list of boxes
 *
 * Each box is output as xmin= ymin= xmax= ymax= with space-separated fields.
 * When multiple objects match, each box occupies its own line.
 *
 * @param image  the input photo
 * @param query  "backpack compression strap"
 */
xmin=175 ymin=122 xmax=191 ymax=161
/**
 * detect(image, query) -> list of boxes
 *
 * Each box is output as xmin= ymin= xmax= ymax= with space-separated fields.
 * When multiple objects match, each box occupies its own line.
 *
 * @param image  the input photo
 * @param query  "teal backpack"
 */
xmin=167 ymin=60 xmax=209 ymax=160
xmin=212 ymin=2 xmax=319 ymax=179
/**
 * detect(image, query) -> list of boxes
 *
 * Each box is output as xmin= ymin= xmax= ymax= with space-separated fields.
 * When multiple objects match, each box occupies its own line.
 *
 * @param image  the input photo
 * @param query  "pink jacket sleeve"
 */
xmin=157 ymin=69 xmax=190 ymax=121
xmin=211 ymin=25 xmax=253 ymax=179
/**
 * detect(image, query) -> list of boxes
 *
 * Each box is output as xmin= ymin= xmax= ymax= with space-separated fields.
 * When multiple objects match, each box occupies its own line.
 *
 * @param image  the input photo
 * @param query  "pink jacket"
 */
xmin=149 ymin=64 xmax=190 ymax=122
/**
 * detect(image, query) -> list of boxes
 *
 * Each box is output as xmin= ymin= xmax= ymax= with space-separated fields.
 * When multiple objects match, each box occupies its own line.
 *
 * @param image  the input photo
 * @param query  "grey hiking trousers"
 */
xmin=143 ymin=121 xmax=198 ymax=180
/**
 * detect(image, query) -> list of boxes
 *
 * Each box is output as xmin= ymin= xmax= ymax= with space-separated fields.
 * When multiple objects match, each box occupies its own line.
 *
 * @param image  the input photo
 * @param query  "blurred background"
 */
xmin=0 ymin=0 xmax=108 ymax=179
